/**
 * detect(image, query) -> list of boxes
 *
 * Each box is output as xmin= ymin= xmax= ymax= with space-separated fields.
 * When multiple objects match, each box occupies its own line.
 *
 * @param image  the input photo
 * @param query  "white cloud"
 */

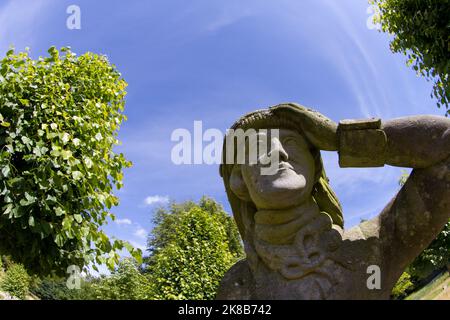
xmin=115 ymin=218 xmax=132 ymax=225
xmin=134 ymin=227 xmax=147 ymax=240
xmin=204 ymin=6 xmax=254 ymax=33
xmin=143 ymin=195 xmax=169 ymax=206
xmin=129 ymin=241 xmax=146 ymax=251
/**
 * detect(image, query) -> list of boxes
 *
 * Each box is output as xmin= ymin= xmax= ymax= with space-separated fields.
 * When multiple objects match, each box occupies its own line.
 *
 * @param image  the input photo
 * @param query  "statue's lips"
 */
xmin=277 ymin=162 xmax=294 ymax=172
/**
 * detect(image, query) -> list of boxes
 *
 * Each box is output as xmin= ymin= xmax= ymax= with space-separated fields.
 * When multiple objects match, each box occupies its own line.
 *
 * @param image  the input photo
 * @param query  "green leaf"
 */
xmin=19 ymin=99 xmax=30 ymax=106
xmin=61 ymin=150 xmax=72 ymax=160
xmin=2 ymin=165 xmax=11 ymax=178
xmin=95 ymin=133 xmax=103 ymax=141
xmin=131 ymin=248 xmax=143 ymax=264
xmin=72 ymin=171 xmax=83 ymax=180
xmin=55 ymin=234 xmax=64 ymax=247
xmin=55 ymin=207 xmax=65 ymax=216
xmin=61 ymin=132 xmax=70 ymax=144
xmin=83 ymin=157 xmax=93 ymax=169
xmin=74 ymin=214 xmax=83 ymax=223
xmin=2 ymin=204 xmax=13 ymax=215
xmin=19 ymin=192 xmax=36 ymax=206
xmin=73 ymin=138 xmax=81 ymax=146
xmin=21 ymin=136 xmax=32 ymax=145
xmin=28 ymin=216 xmax=35 ymax=227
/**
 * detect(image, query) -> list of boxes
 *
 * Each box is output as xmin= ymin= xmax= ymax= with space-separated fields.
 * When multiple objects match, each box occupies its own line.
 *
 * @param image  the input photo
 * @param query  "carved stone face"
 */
xmin=230 ymin=128 xmax=316 ymax=210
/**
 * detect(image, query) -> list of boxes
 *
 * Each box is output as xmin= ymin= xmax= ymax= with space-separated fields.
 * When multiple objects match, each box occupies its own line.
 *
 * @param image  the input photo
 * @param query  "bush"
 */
xmin=31 ymin=277 xmax=77 ymax=300
xmin=0 ymin=263 xmax=30 ymax=299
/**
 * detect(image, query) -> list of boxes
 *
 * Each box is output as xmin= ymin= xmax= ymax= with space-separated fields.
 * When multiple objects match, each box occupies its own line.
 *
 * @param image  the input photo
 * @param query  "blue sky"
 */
xmin=0 ymin=0 xmax=445 ymax=263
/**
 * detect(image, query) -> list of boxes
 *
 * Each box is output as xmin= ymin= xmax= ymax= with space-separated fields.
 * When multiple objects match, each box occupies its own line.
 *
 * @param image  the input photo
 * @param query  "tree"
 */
xmin=89 ymin=259 xmax=152 ymax=300
xmin=372 ymin=0 xmax=450 ymax=114
xmin=0 ymin=46 xmax=140 ymax=276
xmin=391 ymin=271 xmax=415 ymax=300
xmin=408 ymin=222 xmax=450 ymax=279
xmin=145 ymin=197 xmax=244 ymax=300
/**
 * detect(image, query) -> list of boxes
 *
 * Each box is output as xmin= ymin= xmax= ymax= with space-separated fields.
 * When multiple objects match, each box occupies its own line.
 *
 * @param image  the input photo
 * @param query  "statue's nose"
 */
xmin=269 ymin=137 xmax=288 ymax=162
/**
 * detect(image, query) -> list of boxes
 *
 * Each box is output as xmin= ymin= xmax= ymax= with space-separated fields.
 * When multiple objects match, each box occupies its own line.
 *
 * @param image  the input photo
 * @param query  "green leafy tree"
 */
xmin=0 ymin=46 xmax=140 ymax=275
xmin=146 ymin=197 xmax=244 ymax=300
xmin=372 ymin=0 xmax=450 ymax=113
xmin=391 ymin=271 xmax=415 ymax=300
xmin=31 ymin=259 xmax=151 ymax=300
xmin=89 ymin=259 xmax=151 ymax=300
xmin=408 ymin=222 xmax=450 ymax=279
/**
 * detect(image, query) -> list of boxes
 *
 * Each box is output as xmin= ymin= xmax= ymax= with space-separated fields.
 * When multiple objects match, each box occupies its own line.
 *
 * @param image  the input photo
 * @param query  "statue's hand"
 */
xmin=270 ymin=103 xmax=338 ymax=151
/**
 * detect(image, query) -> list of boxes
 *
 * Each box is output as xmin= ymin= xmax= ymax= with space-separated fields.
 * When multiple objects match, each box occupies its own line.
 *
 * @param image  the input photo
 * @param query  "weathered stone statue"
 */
xmin=217 ymin=103 xmax=450 ymax=300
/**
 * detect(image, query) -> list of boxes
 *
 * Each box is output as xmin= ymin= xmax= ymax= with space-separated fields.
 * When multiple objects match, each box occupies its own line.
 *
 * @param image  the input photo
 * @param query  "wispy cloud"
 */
xmin=204 ymin=6 xmax=254 ymax=33
xmin=115 ymin=218 xmax=132 ymax=225
xmin=143 ymin=195 xmax=169 ymax=207
xmin=134 ymin=227 xmax=147 ymax=240
xmin=129 ymin=241 xmax=146 ymax=251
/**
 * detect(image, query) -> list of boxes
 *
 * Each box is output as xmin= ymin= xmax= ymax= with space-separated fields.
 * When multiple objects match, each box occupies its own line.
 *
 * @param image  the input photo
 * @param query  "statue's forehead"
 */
xmin=251 ymin=127 xmax=309 ymax=145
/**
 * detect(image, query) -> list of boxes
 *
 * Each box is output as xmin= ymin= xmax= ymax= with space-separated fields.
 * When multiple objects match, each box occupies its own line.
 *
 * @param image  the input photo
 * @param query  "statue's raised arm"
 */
xmin=217 ymin=103 xmax=450 ymax=300
xmin=339 ymin=115 xmax=450 ymax=291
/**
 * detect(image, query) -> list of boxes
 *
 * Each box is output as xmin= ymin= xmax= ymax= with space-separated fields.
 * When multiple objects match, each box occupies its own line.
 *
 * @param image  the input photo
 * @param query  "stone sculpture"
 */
xmin=217 ymin=103 xmax=450 ymax=299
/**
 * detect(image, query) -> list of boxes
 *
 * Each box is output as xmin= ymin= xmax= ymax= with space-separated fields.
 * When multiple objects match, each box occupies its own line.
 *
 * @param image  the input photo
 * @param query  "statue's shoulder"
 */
xmin=342 ymin=218 xmax=381 ymax=242
xmin=216 ymin=259 xmax=256 ymax=300
xmin=340 ymin=218 xmax=385 ymax=269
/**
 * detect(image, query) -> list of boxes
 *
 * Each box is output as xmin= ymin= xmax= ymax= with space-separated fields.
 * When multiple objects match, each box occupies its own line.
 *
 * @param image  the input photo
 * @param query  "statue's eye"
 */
xmin=282 ymin=137 xmax=297 ymax=148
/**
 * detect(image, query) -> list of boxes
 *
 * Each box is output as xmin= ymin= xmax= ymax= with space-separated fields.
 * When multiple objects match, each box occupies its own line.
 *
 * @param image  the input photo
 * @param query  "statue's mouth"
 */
xmin=277 ymin=161 xmax=294 ymax=172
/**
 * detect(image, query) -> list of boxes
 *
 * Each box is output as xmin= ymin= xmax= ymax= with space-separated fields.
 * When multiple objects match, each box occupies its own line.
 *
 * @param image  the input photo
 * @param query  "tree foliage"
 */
xmin=88 ymin=259 xmax=151 ymax=300
xmin=146 ymin=197 xmax=244 ymax=300
xmin=31 ymin=259 xmax=151 ymax=300
xmin=391 ymin=271 xmax=415 ymax=300
xmin=0 ymin=263 xmax=30 ymax=299
xmin=31 ymin=277 xmax=77 ymax=300
xmin=408 ymin=222 xmax=450 ymax=279
xmin=372 ymin=0 xmax=450 ymax=113
xmin=0 ymin=46 xmax=140 ymax=275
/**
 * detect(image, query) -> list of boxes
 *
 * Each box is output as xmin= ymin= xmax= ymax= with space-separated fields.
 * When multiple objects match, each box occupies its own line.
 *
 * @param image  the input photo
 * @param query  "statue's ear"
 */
xmin=230 ymin=165 xmax=252 ymax=202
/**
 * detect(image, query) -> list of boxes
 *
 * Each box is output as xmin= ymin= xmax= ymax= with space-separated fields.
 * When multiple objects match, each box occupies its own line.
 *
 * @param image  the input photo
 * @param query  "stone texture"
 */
xmin=218 ymin=103 xmax=450 ymax=300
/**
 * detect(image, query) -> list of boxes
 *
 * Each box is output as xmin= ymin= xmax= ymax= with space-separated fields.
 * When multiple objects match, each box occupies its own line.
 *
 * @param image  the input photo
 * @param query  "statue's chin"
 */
xmin=250 ymin=173 xmax=309 ymax=210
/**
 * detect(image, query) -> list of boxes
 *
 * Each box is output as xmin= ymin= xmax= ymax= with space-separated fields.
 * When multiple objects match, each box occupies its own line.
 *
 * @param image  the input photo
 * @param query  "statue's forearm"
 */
xmin=338 ymin=115 xmax=450 ymax=168
xmin=383 ymin=116 xmax=450 ymax=168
